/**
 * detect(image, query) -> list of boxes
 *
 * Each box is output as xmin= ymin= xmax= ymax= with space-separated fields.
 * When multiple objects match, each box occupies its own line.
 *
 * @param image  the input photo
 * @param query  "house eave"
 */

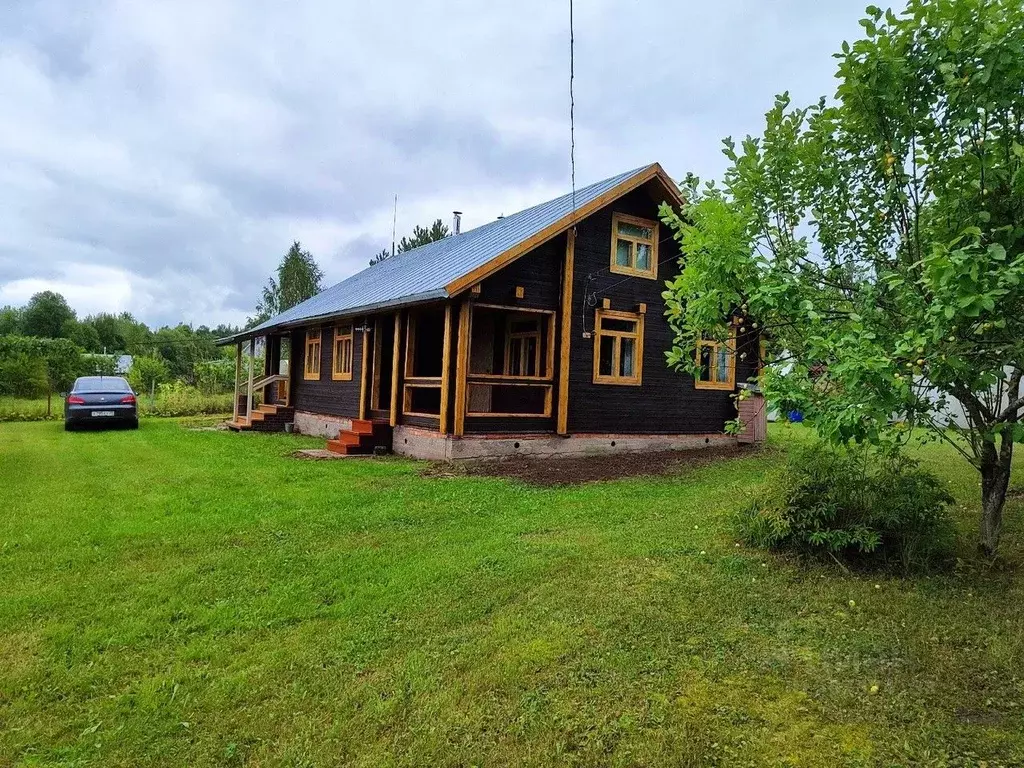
xmin=216 ymin=289 xmax=449 ymax=346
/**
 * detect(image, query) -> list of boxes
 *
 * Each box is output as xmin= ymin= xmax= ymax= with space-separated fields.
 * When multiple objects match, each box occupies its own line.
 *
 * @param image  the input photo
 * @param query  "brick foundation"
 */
xmin=292 ymin=411 xmax=354 ymax=439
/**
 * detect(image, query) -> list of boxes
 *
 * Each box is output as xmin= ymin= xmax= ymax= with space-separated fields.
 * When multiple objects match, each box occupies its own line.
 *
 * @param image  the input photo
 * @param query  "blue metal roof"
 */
xmin=240 ymin=164 xmax=659 ymax=338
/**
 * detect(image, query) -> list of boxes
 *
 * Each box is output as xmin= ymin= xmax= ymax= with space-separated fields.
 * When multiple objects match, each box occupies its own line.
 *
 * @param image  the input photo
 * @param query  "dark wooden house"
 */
xmin=221 ymin=164 xmax=766 ymax=459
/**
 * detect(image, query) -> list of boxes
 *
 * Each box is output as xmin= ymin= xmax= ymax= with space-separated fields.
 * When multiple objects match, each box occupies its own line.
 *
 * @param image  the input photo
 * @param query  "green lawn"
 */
xmin=1 ymin=421 xmax=1022 ymax=767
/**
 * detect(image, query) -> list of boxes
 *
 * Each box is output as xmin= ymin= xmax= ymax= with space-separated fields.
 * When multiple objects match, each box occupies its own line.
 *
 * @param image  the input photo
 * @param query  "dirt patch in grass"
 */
xmin=425 ymin=444 xmax=761 ymax=487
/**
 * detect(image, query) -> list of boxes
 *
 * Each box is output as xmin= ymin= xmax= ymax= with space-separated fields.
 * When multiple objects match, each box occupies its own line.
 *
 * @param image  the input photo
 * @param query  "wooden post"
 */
xmin=453 ymin=301 xmax=471 ymax=437
xmin=389 ymin=312 xmax=401 ymax=427
xmin=358 ymin=323 xmax=371 ymax=421
xmin=557 ymin=228 xmax=575 ymax=435
xmin=233 ymin=341 xmax=242 ymax=423
xmin=438 ymin=304 xmax=453 ymax=433
xmin=246 ymin=337 xmax=255 ymax=424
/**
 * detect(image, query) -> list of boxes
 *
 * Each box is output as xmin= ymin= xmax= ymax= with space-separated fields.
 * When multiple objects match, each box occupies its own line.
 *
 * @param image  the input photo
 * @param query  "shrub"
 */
xmin=129 ymin=356 xmax=169 ymax=394
xmin=736 ymin=444 xmax=956 ymax=572
xmin=194 ymin=359 xmax=236 ymax=394
xmin=0 ymin=349 xmax=47 ymax=397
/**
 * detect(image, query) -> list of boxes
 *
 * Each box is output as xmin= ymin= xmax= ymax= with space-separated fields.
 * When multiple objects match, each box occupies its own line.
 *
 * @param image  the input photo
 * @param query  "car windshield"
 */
xmin=75 ymin=377 xmax=132 ymax=393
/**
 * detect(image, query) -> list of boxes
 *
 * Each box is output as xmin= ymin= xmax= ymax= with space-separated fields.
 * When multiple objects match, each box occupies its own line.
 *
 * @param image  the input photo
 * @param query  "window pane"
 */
xmin=341 ymin=339 xmax=352 ymax=373
xmin=615 ymin=239 xmax=632 ymax=267
xmin=620 ymin=337 xmax=635 ymax=377
xmin=598 ymin=336 xmax=614 ymax=376
xmin=715 ymin=346 xmax=731 ymax=383
xmin=602 ymin=318 xmax=636 ymax=333
xmin=698 ymin=345 xmax=713 ymax=381
xmin=525 ymin=338 xmax=537 ymax=376
xmin=508 ymin=337 xmax=523 ymax=375
xmin=617 ymin=221 xmax=653 ymax=240
xmin=510 ymin=320 xmax=538 ymax=334
xmin=635 ymin=243 xmax=651 ymax=271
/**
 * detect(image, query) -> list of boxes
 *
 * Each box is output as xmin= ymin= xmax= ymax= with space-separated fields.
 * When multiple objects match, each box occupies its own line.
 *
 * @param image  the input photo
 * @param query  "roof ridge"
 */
xmin=371 ymin=163 xmax=654 ymax=263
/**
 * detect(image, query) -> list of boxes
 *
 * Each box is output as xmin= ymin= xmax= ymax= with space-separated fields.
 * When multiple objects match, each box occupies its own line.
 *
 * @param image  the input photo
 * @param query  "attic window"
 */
xmin=610 ymin=213 xmax=658 ymax=279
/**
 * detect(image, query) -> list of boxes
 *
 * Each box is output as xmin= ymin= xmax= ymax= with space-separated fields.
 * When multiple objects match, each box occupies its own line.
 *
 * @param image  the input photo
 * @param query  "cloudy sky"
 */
xmin=1 ymin=0 xmax=874 ymax=328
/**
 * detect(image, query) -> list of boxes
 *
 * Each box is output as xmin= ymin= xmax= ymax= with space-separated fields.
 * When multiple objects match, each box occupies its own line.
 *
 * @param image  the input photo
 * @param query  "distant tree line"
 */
xmin=0 ymin=225 xmax=462 ymax=410
xmin=0 ymin=291 xmax=241 ymax=413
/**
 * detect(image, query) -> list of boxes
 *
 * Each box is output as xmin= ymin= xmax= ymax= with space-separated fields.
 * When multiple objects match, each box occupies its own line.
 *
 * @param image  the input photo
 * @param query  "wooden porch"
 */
xmin=226 ymin=333 xmax=292 ymax=432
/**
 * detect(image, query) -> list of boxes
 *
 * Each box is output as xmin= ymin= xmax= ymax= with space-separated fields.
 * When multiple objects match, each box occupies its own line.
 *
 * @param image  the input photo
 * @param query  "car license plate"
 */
xmin=91 ymin=410 xmax=116 ymax=417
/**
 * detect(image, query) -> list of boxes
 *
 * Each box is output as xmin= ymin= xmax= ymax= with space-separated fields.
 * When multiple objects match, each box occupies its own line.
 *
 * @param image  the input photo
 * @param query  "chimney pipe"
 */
xmin=453 ymin=211 xmax=462 ymax=235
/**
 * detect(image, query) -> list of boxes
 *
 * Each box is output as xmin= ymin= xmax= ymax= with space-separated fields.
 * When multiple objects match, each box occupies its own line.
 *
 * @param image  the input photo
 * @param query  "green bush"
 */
xmin=0 ymin=350 xmax=47 ymax=397
xmin=194 ymin=359 xmax=236 ymax=394
xmin=736 ymin=444 xmax=956 ymax=572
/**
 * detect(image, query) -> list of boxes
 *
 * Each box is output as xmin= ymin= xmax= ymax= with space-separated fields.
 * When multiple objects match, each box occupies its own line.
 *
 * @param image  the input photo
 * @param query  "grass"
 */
xmin=0 ymin=420 xmax=1021 ymax=766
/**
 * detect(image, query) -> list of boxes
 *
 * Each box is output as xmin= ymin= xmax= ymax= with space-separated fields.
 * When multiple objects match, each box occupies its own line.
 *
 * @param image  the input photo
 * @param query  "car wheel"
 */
xmin=130 ymin=420 xmax=139 ymax=430
xmin=64 ymin=422 xmax=74 ymax=432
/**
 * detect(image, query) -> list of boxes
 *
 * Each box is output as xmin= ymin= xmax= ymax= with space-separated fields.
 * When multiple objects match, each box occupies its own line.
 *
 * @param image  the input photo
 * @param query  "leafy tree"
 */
xmin=128 ymin=355 xmax=170 ymax=399
xmin=150 ymin=324 xmax=219 ymax=384
xmin=369 ymin=219 xmax=451 ymax=265
xmin=0 ymin=306 xmax=21 ymax=336
xmin=662 ymin=0 xmax=1024 ymax=555
xmin=194 ymin=359 xmax=236 ymax=394
xmin=86 ymin=313 xmax=128 ymax=353
xmin=0 ymin=336 xmax=47 ymax=397
xmin=39 ymin=338 xmax=82 ymax=416
xmin=209 ymin=323 xmax=241 ymax=340
xmin=252 ymin=242 xmax=324 ymax=325
xmin=21 ymin=291 xmax=76 ymax=339
xmin=67 ymin=319 xmax=102 ymax=352
xmin=117 ymin=313 xmax=154 ymax=356
xmin=82 ymin=354 xmax=119 ymax=376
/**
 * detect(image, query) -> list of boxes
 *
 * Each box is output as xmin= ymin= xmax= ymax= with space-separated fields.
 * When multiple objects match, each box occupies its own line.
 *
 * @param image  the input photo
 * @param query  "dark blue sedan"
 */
xmin=64 ymin=376 xmax=139 ymax=431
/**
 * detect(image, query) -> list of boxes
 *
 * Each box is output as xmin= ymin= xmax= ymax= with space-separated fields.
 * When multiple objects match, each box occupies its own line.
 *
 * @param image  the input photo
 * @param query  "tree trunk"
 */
xmin=979 ymin=435 xmax=1013 ymax=556
xmin=47 ymin=389 xmax=52 ymax=418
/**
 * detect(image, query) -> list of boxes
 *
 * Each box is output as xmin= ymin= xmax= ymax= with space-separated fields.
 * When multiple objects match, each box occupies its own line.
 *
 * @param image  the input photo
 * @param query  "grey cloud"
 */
xmin=1 ymin=0 xmax=879 ymax=327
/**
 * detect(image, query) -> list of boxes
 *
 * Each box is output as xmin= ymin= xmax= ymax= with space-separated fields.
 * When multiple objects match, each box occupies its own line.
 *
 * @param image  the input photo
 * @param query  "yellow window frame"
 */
xmin=609 ymin=212 xmax=659 ymax=279
xmin=592 ymin=308 xmax=644 ymax=386
xmin=503 ymin=316 xmax=543 ymax=377
xmin=695 ymin=330 xmax=736 ymax=390
xmin=304 ymin=329 xmax=322 ymax=381
xmin=332 ymin=323 xmax=354 ymax=381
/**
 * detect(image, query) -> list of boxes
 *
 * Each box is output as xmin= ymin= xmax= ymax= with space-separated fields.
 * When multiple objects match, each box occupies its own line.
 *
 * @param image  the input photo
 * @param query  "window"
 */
xmin=504 ymin=317 xmax=541 ymax=377
xmin=304 ymin=329 xmax=322 ymax=380
xmin=610 ymin=212 xmax=658 ymax=279
xmin=593 ymin=309 xmax=644 ymax=385
xmin=332 ymin=323 xmax=354 ymax=381
xmin=695 ymin=330 xmax=736 ymax=390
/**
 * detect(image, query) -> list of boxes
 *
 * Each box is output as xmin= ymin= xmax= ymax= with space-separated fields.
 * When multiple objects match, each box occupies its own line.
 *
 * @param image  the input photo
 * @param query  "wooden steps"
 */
xmin=326 ymin=419 xmax=392 ymax=455
xmin=225 ymin=404 xmax=294 ymax=433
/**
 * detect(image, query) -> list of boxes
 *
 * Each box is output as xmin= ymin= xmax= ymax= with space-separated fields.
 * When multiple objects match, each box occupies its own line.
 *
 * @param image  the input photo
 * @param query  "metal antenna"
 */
xmin=391 ymin=194 xmax=398 ymax=257
xmin=569 ymin=0 xmax=576 ymax=225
